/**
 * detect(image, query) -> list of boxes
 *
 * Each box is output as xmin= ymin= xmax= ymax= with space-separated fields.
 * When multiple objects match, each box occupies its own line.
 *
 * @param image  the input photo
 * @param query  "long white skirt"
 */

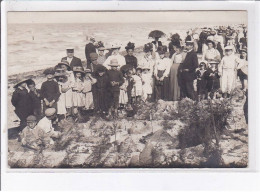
xmin=220 ymin=69 xmax=237 ymax=94
xmin=85 ymin=92 xmax=94 ymax=109
xmin=72 ymin=91 xmax=85 ymax=107
xmin=57 ymin=93 xmax=67 ymax=115
xmin=119 ymin=89 xmax=128 ymax=104
xmin=65 ymin=89 xmax=73 ymax=108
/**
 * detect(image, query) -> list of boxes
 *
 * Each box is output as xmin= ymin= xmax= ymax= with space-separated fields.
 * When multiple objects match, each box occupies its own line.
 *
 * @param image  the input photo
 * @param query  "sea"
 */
xmin=7 ymin=22 xmax=239 ymax=75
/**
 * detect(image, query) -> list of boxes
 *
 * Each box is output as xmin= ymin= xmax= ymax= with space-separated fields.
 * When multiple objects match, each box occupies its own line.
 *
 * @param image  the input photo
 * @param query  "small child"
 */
xmin=141 ymin=66 xmax=153 ymax=101
xmin=11 ymin=76 xmax=33 ymax=128
xmin=41 ymin=68 xmax=60 ymax=112
xmin=95 ymin=65 xmax=109 ymax=114
xmin=196 ymin=61 xmax=209 ymax=101
xmin=126 ymin=69 xmax=135 ymax=105
xmin=206 ymin=62 xmax=220 ymax=99
xmin=131 ymin=67 xmax=143 ymax=103
xmin=54 ymin=70 xmax=68 ymax=121
xmin=71 ymin=66 xmax=85 ymax=118
xmin=82 ymin=69 xmax=97 ymax=111
xmin=218 ymin=46 xmax=240 ymax=98
xmin=27 ymin=80 xmax=42 ymax=120
xmin=20 ymin=115 xmax=43 ymax=150
xmin=119 ymin=72 xmax=129 ymax=109
xmin=107 ymin=59 xmax=124 ymax=117
xmin=37 ymin=108 xmax=61 ymax=146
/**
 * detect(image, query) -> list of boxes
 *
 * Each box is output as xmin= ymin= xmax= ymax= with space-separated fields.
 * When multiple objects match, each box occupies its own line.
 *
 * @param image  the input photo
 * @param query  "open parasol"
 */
xmin=148 ymin=30 xmax=166 ymax=39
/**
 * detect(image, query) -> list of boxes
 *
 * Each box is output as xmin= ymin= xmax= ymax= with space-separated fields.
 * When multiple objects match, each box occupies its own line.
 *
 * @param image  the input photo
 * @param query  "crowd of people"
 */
xmin=11 ymin=24 xmax=248 ymax=150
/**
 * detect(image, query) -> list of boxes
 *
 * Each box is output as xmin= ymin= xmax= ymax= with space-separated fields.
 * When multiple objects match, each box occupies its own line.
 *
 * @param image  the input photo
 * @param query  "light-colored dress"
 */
xmin=57 ymin=82 xmax=67 ymax=115
xmin=82 ymin=77 xmax=97 ymax=109
xmin=72 ymin=78 xmax=85 ymax=107
xmin=138 ymin=56 xmax=156 ymax=74
xmin=142 ymin=72 xmax=153 ymax=100
xmin=202 ymin=48 xmax=221 ymax=63
xmin=119 ymin=77 xmax=128 ymax=104
xmin=218 ymin=54 xmax=240 ymax=94
xmin=131 ymin=75 xmax=143 ymax=97
xmin=169 ymin=52 xmax=184 ymax=101
xmin=64 ymin=71 xmax=74 ymax=108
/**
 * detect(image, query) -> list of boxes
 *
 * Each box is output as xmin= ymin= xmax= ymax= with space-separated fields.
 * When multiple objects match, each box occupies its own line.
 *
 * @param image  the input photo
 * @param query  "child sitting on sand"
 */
xmin=27 ymin=80 xmax=42 ymax=120
xmin=41 ymin=68 xmax=60 ymax=112
xmin=131 ymin=67 xmax=143 ymax=103
xmin=82 ymin=69 xmax=97 ymax=111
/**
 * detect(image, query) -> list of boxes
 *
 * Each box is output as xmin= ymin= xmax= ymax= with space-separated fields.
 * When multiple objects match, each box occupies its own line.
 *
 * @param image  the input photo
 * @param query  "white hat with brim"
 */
xmin=45 ymin=108 xmax=56 ymax=117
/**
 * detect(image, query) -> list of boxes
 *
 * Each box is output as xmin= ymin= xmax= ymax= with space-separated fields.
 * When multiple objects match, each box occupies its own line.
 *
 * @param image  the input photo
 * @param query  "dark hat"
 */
xmin=66 ymin=48 xmax=74 ymax=53
xmin=96 ymin=65 xmax=107 ymax=73
xmin=73 ymin=66 xmax=85 ymax=74
xmin=97 ymin=41 xmax=106 ymax=51
xmin=240 ymin=48 xmax=247 ymax=54
xmin=43 ymin=68 xmax=55 ymax=76
xmin=136 ymin=67 xmax=142 ymax=72
xmin=26 ymin=115 xmax=37 ymax=122
xmin=143 ymin=43 xmax=153 ymax=52
xmin=125 ymin=42 xmax=135 ymax=50
xmin=90 ymin=53 xmax=98 ymax=61
xmin=206 ymin=39 xmax=215 ymax=47
xmin=13 ymin=75 xmax=32 ymax=88
xmin=58 ymin=60 xmax=71 ymax=71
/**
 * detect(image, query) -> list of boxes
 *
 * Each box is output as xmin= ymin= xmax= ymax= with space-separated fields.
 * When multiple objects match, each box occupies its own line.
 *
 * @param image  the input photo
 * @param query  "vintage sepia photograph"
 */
xmin=6 ymin=11 xmax=248 ymax=168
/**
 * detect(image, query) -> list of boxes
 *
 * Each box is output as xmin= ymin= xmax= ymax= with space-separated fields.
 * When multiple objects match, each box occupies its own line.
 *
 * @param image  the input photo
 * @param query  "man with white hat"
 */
xmin=103 ymin=43 xmax=126 ymax=70
xmin=218 ymin=46 xmax=241 ymax=98
xmin=61 ymin=48 xmax=83 ymax=70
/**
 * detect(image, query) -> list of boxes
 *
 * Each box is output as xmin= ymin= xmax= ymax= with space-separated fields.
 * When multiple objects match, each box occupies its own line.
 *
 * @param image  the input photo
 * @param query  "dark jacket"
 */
xmin=85 ymin=43 xmax=97 ymax=63
xmin=87 ymin=63 xmax=107 ymax=77
xmin=152 ymin=41 xmax=162 ymax=51
xmin=28 ymin=89 xmax=42 ymax=110
xmin=61 ymin=56 xmax=82 ymax=70
xmin=11 ymin=88 xmax=33 ymax=122
xmin=40 ymin=80 xmax=60 ymax=102
xmin=124 ymin=55 xmax=138 ymax=70
xmin=107 ymin=69 xmax=124 ymax=92
xmin=179 ymin=50 xmax=199 ymax=82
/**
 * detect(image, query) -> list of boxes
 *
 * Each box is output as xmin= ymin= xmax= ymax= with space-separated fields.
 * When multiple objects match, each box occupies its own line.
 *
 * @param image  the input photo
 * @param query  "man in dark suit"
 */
xmin=178 ymin=41 xmax=198 ymax=100
xmin=85 ymin=37 xmax=97 ymax=65
xmin=61 ymin=48 xmax=82 ymax=70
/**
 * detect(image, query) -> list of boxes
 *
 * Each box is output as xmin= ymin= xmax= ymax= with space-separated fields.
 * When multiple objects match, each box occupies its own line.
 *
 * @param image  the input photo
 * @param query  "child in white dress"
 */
xmin=141 ymin=65 xmax=153 ymax=101
xmin=119 ymin=73 xmax=129 ymax=108
xmin=131 ymin=68 xmax=143 ymax=103
xmin=82 ymin=69 xmax=97 ymax=110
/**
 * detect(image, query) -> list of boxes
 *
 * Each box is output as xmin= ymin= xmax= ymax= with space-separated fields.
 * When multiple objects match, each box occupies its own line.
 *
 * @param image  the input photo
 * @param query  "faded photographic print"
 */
xmin=7 ymin=11 xmax=248 ymax=168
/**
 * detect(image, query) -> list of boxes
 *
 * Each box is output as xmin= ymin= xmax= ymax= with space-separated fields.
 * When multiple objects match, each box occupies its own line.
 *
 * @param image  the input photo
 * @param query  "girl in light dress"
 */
xmin=131 ymin=68 xmax=143 ymax=103
xmin=82 ymin=69 xmax=97 ymax=111
xmin=141 ymin=66 xmax=153 ymax=101
xmin=119 ymin=72 xmax=129 ymax=108
xmin=71 ymin=66 xmax=85 ymax=117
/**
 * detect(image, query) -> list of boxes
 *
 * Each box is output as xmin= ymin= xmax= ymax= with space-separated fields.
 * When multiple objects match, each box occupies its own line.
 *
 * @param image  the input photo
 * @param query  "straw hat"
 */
xmin=13 ymin=75 xmax=32 ymax=88
xmin=45 ymin=108 xmax=56 ymax=117
xmin=73 ymin=66 xmax=85 ymax=74
xmin=26 ymin=115 xmax=37 ymax=122
xmin=109 ymin=59 xmax=120 ymax=67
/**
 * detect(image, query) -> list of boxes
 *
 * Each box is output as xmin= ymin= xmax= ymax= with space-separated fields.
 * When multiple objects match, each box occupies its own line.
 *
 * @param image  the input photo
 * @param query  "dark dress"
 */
xmin=196 ymin=69 xmax=209 ymax=96
xmin=95 ymin=74 xmax=110 ymax=112
xmin=40 ymin=80 xmax=60 ymax=112
xmin=178 ymin=50 xmax=199 ymax=100
xmin=61 ymin=56 xmax=82 ymax=70
xmin=11 ymin=88 xmax=33 ymax=126
xmin=198 ymin=32 xmax=208 ymax=54
xmin=206 ymin=68 xmax=220 ymax=99
xmin=107 ymin=69 xmax=125 ymax=109
xmin=124 ymin=55 xmax=138 ymax=70
xmin=85 ymin=43 xmax=97 ymax=65
xmin=155 ymin=70 xmax=169 ymax=101
xmin=28 ymin=89 xmax=42 ymax=119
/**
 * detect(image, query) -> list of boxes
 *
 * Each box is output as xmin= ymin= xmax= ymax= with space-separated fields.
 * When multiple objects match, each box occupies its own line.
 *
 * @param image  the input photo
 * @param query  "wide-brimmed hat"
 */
xmin=13 ymin=75 xmax=32 ymax=88
xmin=43 ymin=68 xmax=55 ymax=76
xmin=45 ymin=108 xmax=56 ymax=117
xmin=224 ymin=46 xmax=233 ymax=50
xmin=54 ymin=71 xmax=68 ymax=78
xmin=111 ymin=42 xmax=121 ymax=49
xmin=206 ymin=39 xmax=215 ymax=47
xmin=96 ymin=65 xmax=107 ymax=73
xmin=73 ymin=66 xmax=85 ymax=74
xmin=26 ymin=115 xmax=37 ymax=122
xmin=97 ymin=41 xmax=106 ymax=51
xmin=199 ymin=60 xmax=208 ymax=67
xmin=143 ymin=43 xmax=153 ymax=52
xmin=210 ymin=31 xmax=216 ymax=35
xmin=90 ymin=53 xmax=98 ymax=61
xmin=125 ymin=42 xmax=135 ymax=50
xmin=142 ymin=65 xmax=151 ymax=70
xmin=109 ymin=59 xmax=120 ymax=67
xmin=58 ymin=60 xmax=71 ymax=71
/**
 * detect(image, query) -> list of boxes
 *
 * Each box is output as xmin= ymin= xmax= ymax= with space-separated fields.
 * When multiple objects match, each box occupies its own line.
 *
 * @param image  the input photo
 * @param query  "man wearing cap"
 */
xmin=218 ymin=46 xmax=241 ymax=98
xmin=37 ymin=108 xmax=61 ymax=139
xmin=11 ymin=75 xmax=33 ymax=128
xmin=85 ymin=36 xmax=97 ymax=65
xmin=107 ymin=59 xmax=125 ymax=116
xmin=103 ymin=43 xmax=126 ymax=70
xmin=178 ymin=41 xmax=199 ymax=100
xmin=61 ymin=48 xmax=83 ymax=70
xmin=20 ymin=115 xmax=46 ymax=150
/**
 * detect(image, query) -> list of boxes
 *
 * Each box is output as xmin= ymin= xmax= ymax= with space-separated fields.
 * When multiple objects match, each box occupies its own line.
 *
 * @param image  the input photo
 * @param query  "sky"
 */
xmin=8 ymin=11 xmax=247 ymax=24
